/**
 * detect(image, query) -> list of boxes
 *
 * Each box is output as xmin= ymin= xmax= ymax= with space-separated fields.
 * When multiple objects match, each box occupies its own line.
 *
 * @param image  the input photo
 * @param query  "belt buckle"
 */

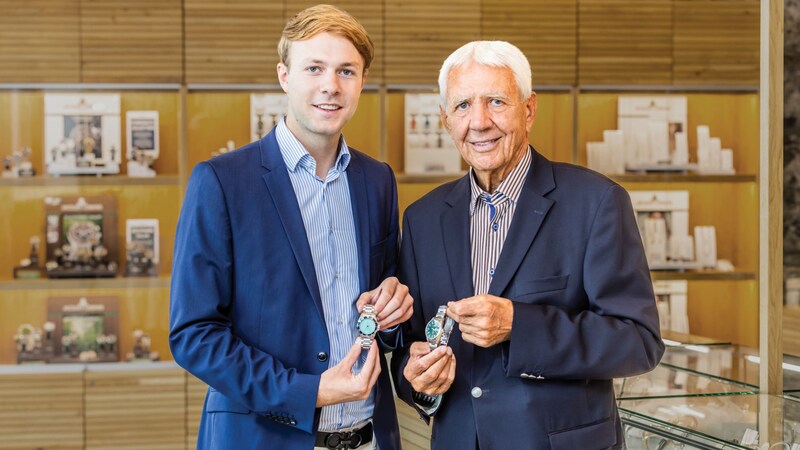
xmin=324 ymin=430 xmax=363 ymax=449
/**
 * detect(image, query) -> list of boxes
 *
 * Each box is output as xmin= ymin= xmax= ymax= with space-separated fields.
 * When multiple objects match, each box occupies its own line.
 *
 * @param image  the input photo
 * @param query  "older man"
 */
xmin=392 ymin=41 xmax=664 ymax=450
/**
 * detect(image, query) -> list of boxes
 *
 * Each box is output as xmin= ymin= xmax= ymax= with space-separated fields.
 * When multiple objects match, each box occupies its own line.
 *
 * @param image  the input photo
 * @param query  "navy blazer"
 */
xmin=392 ymin=149 xmax=664 ymax=450
xmin=170 ymin=129 xmax=401 ymax=450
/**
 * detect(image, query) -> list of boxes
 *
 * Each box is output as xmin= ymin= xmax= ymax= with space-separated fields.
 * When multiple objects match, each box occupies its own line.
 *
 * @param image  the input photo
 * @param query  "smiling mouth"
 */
xmin=314 ymin=104 xmax=342 ymax=112
xmin=470 ymin=137 xmax=500 ymax=149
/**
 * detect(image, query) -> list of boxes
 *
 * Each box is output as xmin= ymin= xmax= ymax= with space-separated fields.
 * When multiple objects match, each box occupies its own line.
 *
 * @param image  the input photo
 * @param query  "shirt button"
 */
xmin=489 ymin=268 xmax=495 ymax=276
xmin=317 ymin=352 xmax=328 ymax=362
xmin=492 ymin=223 xmax=499 ymax=231
xmin=471 ymin=387 xmax=483 ymax=398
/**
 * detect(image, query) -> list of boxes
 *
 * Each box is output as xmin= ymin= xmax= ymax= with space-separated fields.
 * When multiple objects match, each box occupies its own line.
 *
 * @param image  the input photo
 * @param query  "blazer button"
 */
xmin=317 ymin=352 xmax=328 ymax=362
xmin=471 ymin=387 xmax=483 ymax=398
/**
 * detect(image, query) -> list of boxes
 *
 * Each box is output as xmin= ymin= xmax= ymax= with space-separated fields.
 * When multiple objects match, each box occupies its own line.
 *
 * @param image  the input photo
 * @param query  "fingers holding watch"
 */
xmin=317 ymin=339 xmax=381 ymax=407
xmin=404 ymin=345 xmax=455 ymax=395
xmin=356 ymin=277 xmax=414 ymax=330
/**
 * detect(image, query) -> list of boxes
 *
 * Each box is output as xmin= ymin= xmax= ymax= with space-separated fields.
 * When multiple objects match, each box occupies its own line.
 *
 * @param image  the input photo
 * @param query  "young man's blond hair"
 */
xmin=278 ymin=4 xmax=374 ymax=71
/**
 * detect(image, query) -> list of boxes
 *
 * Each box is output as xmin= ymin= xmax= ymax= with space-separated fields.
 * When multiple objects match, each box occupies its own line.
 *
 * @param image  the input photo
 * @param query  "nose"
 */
xmin=469 ymin=103 xmax=492 ymax=131
xmin=320 ymin=71 xmax=340 ymax=96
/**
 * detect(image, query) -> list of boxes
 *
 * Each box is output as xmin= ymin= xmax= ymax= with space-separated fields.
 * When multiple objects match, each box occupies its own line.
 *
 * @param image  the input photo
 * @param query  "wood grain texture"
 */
xmin=184 ymin=0 xmax=284 ymax=84
xmin=0 ymin=372 xmax=84 ymax=448
xmin=578 ymin=0 xmax=673 ymax=85
xmin=673 ymin=0 xmax=759 ymax=86
xmin=79 ymin=0 xmax=182 ymax=83
xmin=481 ymin=0 xmax=577 ymax=85
xmin=0 ymin=0 xmax=81 ymax=82
xmin=384 ymin=0 xmax=480 ymax=85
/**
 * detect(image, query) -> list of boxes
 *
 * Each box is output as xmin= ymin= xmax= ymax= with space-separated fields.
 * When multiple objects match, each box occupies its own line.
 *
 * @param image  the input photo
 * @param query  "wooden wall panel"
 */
xmin=84 ymin=368 xmax=185 ymax=449
xmin=784 ymin=306 xmax=800 ymax=357
xmin=80 ymin=0 xmax=182 ymax=83
xmin=184 ymin=0 xmax=284 ymax=84
xmin=578 ymin=0 xmax=673 ymax=85
xmin=286 ymin=1 xmax=384 ymax=84
xmin=673 ymin=0 xmax=759 ymax=86
xmin=0 ymin=0 xmax=80 ymax=82
xmin=186 ymin=375 xmax=207 ymax=449
xmin=0 ymin=371 xmax=84 ymax=449
xmin=384 ymin=0 xmax=480 ymax=85
xmin=482 ymin=0 xmax=577 ymax=86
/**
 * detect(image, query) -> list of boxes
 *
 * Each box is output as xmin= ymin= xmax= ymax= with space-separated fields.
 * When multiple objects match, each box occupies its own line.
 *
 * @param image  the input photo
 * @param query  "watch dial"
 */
xmin=359 ymin=318 xmax=377 ymax=335
xmin=425 ymin=320 xmax=441 ymax=341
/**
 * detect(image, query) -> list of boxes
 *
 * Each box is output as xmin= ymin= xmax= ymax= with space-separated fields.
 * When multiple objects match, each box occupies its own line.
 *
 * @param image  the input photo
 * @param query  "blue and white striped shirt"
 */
xmin=275 ymin=119 xmax=373 ymax=431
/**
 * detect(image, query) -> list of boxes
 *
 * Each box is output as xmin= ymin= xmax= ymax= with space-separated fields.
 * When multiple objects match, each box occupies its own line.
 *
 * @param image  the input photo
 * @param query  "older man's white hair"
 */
xmin=438 ymin=40 xmax=533 ymax=106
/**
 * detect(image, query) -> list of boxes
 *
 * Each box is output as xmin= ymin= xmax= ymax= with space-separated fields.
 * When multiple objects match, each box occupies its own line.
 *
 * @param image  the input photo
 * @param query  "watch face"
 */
xmin=425 ymin=319 xmax=442 ymax=342
xmin=358 ymin=317 xmax=378 ymax=335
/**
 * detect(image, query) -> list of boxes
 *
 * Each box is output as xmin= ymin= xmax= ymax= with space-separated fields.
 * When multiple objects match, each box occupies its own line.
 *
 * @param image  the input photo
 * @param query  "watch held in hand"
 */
xmin=357 ymin=304 xmax=380 ymax=349
xmin=425 ymin=305 xmax=455 ymax=351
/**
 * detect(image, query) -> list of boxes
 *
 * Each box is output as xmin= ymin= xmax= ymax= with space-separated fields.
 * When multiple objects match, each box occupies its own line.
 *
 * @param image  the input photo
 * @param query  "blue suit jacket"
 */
xmin=392 ymin=149 xmax=664 ymax=450
xmin=170 ymin=129 xmax=401 ymax=450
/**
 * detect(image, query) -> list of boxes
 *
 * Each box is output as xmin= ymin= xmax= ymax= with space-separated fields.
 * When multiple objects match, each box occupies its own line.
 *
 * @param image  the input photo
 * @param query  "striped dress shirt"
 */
xmin=470 ymin=148 xmax=532 ymax=296
xmin=275 ymin=119 xmax=374 ymax=431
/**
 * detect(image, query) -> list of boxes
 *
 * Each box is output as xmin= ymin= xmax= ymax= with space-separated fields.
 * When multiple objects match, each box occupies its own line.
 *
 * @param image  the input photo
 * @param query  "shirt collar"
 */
xmin=469 ymin=147 xmax=532 ymax=216
xmin=275 ymin=117 xmax=351 ymax=173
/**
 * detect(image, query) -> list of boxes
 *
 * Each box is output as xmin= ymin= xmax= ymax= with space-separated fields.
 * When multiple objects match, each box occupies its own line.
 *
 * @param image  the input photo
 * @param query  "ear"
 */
xmin=525 ymin=92 xmax=538 ymax=132
xmin=439 ymin=104 xmax=450 ymax=133
xmin=360 ymin=68 xmax=368 ymax=90
xmin=277 ymin=63 xmax=289 ymax=93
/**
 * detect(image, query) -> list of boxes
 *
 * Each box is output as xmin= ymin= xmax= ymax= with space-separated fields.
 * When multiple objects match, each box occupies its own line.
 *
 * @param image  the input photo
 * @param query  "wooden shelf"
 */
xmin=0 ymin=276 xmax=171 ymax=291
xmin=396 ymin=173 xmax=463 ymax=184
xmin=651 ymin=270 xmax=755 ymax=281
xmin=0 ymin=175 xmax=180 ymax=187
xmin=613 ymin=174 xmax=756 ymax=183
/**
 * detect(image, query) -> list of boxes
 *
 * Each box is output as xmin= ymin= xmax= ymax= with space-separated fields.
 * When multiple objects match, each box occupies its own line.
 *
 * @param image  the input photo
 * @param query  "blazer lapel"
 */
xmin=441 ymin=176 xmax=475 ymax=300
xmin=346 ymin=152 xmax=370 ymax=293
xmin=488 ymin=150 xmax=556 ymax=297
xmin=259 ymin=131 xmax=325 ymax=320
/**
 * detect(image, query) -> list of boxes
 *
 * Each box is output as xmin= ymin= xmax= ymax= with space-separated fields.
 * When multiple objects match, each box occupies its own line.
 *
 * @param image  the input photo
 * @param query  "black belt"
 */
xmin=315 ymin=421 xmax=373 ymax=449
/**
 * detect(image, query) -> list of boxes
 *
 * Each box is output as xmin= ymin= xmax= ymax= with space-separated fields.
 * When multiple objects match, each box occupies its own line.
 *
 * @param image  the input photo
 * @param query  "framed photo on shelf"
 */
xmin=125 ymin=218 xmax=159 ymax=277
xmin=47 ymin=296 xmax=119 ymax=363
xmin=126 ymin=110 xmax=159 ymax=160
xmin=43 ymin=195 xmax=118 ymax=278
xmin=44 ymin=93 xmax=121 ymax=176
xmin=250 ymin=93 xmax=288 ymax=142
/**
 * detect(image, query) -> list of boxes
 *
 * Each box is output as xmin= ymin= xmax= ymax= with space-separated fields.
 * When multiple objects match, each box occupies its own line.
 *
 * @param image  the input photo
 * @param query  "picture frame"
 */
xmin=125 ymin=218 xmax=159 ymax=277
xmin=44 ymin=93 xmax=121 ymax=176
xmin=618 ymin=96 xmax=688 ymax=169
xmin=126 ymin=110 xmax=159 ymax=160
xmin=43 ymin=195 xmax=118 ymax=278
xmin=47 ymin=296 xmax=119 ymax=363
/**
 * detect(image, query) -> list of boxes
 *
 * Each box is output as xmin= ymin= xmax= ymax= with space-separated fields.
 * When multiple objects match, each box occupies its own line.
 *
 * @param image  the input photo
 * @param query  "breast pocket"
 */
xmin=509 ymin=274 xmax=569 ymax=303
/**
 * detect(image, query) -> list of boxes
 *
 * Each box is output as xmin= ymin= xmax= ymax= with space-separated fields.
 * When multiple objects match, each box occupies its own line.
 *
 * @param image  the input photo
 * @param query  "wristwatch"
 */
xmin=425 ymin=305 xmax=455 ymax=350
xmin=357 ymin=305 xmax=380 ymax=349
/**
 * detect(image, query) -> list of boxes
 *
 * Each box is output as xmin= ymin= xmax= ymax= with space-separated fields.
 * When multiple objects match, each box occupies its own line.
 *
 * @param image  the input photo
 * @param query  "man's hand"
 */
xmin=316 ymin=339 xmax=381 ymax=408
xmin=356 ymin=277 xmax=413 ymax=329
xmin=402 ymin=342 xmax=456 ymax=396
xmin=447 ymin=294 xmax=513 ymax=347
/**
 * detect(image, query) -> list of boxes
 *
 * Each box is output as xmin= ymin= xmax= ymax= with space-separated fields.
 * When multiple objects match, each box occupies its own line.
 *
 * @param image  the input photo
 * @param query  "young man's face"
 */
xmin=277 ymin=32 xmax=366 ymax=147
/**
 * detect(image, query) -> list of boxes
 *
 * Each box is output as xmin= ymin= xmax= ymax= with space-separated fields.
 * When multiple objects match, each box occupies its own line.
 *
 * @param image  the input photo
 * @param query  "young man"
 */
xmin=170 ymin=5 xmax=409 ymax=449
xmin=393 ymin=41 xmax=664 ymax=450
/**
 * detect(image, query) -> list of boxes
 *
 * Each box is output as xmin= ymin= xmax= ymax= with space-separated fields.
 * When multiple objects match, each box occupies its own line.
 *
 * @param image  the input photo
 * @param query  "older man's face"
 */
xmin=441 ymin=62 xmax=536 ymax=189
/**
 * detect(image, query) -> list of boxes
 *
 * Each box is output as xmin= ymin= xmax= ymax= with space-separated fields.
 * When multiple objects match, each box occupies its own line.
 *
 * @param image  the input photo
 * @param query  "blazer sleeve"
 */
xmin=505 ymin=184 xmax=665 ymax=380
xmin=376 ymin=164 xmax=403 ymax=351
xmin=169 ymin=162 xmax=320 ymax=434
xmin=390 ymin=212 xmax=434 ymax=423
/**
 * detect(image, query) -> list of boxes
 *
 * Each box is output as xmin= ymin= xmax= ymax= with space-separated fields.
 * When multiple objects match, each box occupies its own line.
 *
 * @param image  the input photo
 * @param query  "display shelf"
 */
xmin=0 ymin=276 xmax=171 ymax=292
xmin=612 ymin=173 xmax=756 ymax=183
xmin=396 ymin=173 xmax=463 ymax=184
xmin=651 ymin=271 xmax=755 ymax=281
xmin=615 ymin=364 xmax=757 ymax=400
xmin=0 ymin=175 xmax=180 ymax=187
